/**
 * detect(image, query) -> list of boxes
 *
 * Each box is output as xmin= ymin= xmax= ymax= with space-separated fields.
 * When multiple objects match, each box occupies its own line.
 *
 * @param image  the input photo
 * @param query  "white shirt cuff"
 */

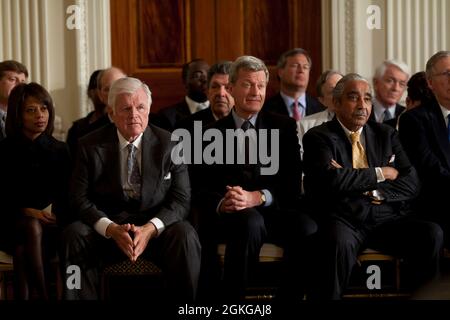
xmin=149 ymin=217 xmax=165 ymax=236
xmin=375 ymin=167 xmax=385 ymax=183
xmin=94 ymin=217 xmax=114 ymax=238
xmin=261 ymin=189 xmax=273 ymax=207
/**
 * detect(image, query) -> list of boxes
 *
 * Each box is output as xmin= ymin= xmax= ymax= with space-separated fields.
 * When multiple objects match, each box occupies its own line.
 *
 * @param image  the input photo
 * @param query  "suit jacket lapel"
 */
xmin=429 ymin=103 xmax=450 ymax=168
xmin=140 ymin=126 xmax=162 ymax=209
xmin=329 ymin=119 xmax=353 ymax=167
xmin=97 ymin=127 xmax=123 ymax=198
xmin=363 ymin=124 xmax=381 ymax=167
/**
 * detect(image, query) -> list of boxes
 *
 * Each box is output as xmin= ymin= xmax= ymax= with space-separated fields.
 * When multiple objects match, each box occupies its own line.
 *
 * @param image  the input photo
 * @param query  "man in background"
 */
xmin=0 ymin=60 xmax=28 ymax=141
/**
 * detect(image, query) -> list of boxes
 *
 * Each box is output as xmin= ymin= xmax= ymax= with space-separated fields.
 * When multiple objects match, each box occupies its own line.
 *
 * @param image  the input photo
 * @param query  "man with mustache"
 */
xmin=303 ymin=73 xmax=442 ymax=299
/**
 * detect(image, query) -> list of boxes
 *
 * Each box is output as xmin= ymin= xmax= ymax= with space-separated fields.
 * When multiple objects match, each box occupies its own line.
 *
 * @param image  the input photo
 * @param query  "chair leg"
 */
xmin=395 ymin=259 xmax=401 ymax=291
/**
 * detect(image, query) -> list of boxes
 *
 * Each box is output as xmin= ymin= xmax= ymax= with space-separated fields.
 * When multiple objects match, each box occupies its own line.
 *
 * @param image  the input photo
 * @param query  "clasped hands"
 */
xmin=106 ymin=222 xmax=157 ymax=262
xmin=219 ymin=185 xmax=262 ymax=213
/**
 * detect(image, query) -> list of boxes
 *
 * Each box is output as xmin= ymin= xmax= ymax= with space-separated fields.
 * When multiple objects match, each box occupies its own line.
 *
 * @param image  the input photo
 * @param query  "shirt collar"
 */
xmin=185 ymin=96 xmax=210 ymax=114
xmin=117 ymin=130 xmax=143 ymax=151
xmin=373 ymin=97 xmax=396 ymax=122
xmin=337 ymin=118 xmax=363 ymax=137
xmin=231 ymin=108 xmax=257 ymax=128
xmin=280 ymin=92 xmax=306 ymax=107
xmin=280 ymin=92 xmax=306 ymax=116
xmin=439 ymin=104 xmax=450 ymax=122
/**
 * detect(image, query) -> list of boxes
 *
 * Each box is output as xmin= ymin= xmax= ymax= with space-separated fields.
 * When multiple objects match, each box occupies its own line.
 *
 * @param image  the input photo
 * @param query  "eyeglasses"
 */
xmin=287 ymin=63 xmax=311 ymax=71
xmin=433 ymin=70 xmax=450 ymax=78
xmin=383 ymin=77 xmax=407 ymax=89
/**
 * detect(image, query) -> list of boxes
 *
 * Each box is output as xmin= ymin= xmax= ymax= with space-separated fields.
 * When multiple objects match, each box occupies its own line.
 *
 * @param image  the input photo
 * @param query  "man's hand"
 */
xmin=130 ymin=223 xmax=157 ymax=262
xmin=381 ymin=166 xmax=399 ymax=180
xmin=106 ymin=223 xmax=134 ymax=260
xmin=22 ymin=208 xmax=56 ymax=225
xmin=330 ymin=159 xmax=343 ymax=169
xmin=219 ymin=186 xmax=261 ymax=213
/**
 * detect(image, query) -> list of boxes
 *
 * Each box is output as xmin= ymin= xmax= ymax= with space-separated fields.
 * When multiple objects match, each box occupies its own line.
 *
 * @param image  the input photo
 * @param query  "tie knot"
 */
xmin=384 ymin=109 xmax=393 ymax=121
xmin=349 ymin=131 xmax=361 ymax=144
xmin=241 ymin=120 xmax=252 ymax=131
xmin=127 ymin=143 xmax=136 ymax=154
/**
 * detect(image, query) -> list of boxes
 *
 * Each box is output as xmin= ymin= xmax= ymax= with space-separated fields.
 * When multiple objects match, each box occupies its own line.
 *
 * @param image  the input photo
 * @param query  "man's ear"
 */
xmin=318 ymin=96 xmax=325 ymax=106
xmin=107 ymin=105 xmax=113 ymax=118
xmin=426 ymin=78 xmax=434 ymax=91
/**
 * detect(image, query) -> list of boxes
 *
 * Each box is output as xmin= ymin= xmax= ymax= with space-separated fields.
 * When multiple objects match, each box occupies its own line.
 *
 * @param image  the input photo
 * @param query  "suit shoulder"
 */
xmin=148 ymin=123 xmax=173 ymax=141
xmin=366 ymin=120 xmax=396 ymax=137
xmin=78 ymin=123 xmax=115 ymax=146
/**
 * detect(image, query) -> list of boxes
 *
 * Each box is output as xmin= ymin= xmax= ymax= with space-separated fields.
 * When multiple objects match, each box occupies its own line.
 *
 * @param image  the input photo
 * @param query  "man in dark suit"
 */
xmin=399 ymin=51 xmax=450 ymax=246
xmin=151 ymin=59 xmax=210 ymax=131
xmin=0 ymin=60 xmax=28 ymax=141
xmin=370 ymin=60 xmax=410 ymax=127
xmin=62 ymin=77 xmax=201 ymax=301
xmin=263 ymin=48 xmax=324 ymax=120
xmin=197 ymin=56 xmax=317 ymax=301
xmin=303 ymin=73 xmax=442 ymax=299
xmin=177 ymin=61 xmax=234 ymax=131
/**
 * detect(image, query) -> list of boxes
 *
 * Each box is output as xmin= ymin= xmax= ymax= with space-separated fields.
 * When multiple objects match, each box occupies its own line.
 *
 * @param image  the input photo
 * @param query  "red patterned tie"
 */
xmin=293 ymin=100 xmax=301 ymax=121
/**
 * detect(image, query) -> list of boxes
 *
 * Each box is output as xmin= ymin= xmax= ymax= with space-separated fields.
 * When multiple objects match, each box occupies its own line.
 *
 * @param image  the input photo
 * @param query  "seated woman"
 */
xmin=0 ymin=83 xmax=71 ymax=300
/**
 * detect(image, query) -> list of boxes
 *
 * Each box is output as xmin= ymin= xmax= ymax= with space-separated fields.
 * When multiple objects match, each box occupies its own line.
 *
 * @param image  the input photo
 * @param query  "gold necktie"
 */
xmin=349 ymin=131 xmax=368 ymax=169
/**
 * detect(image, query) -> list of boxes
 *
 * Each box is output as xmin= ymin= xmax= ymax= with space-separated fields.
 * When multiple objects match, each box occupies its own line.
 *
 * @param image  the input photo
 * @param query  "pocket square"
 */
xmin=389 ymin=154 xmax=396 ymax=163
xmin=163 ymin=172 xmax=171 ymax=180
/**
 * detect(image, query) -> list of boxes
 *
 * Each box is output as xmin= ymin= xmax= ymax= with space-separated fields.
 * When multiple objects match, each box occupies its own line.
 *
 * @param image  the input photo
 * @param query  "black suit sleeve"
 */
xmin=376 ymin=129 xmax=420 ymax=202
xmin=399 ymin=110 xmax=450 ymax=183
xmin=303 ymin=129 xmax=378 ymax=196
xmin=70 ymin=141 xmax=107 ymax=226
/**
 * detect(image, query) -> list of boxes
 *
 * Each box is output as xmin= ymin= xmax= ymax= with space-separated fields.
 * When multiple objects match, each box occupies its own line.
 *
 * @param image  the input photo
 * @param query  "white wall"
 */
xmin=323 ymin=0 xmax=450 ymax=81
xmin=0 ymin=0 xmax=111 ymax=138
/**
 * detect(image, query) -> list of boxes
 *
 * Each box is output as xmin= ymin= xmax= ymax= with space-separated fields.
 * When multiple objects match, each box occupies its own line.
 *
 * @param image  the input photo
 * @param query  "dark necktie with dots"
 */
xmin=127 ymin=144 xmax=141 ymax=200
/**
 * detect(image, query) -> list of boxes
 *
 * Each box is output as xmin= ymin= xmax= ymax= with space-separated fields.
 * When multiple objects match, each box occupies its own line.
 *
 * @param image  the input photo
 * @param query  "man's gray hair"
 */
xmin=108 ymin=77 xmax=152 ymax=113
xmin=373 ymin=59 xmax=410 ymax=81
xmin=333 ymin=73 xmax=372 ymax=101
xmin=230 ymin=56 xmax=269 ymax=84
xmin=425 ymin=51 xmax=450 ymax=79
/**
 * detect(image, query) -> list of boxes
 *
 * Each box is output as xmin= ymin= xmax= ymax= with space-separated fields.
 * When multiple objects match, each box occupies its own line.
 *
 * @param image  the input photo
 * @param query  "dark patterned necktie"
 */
xmin=127 ymin=144 xmax=141 ymax=199
xmin=384 ymin=109 xmax=393 ymax=121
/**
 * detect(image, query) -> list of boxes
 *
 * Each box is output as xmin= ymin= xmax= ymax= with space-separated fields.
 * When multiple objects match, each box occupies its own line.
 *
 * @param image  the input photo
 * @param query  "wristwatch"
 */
xmin=259 ymin=191 xmax=266 ymax=206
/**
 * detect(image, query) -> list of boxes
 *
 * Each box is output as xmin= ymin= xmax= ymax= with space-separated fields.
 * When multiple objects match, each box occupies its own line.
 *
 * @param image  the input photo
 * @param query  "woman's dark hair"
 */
xmin=5 ymin=82 xmax=55 ymax=137
xmin=407 ymin=71 xmax=435 ymax=106
xmin=88 ymin=69 xmax=102 ymax=93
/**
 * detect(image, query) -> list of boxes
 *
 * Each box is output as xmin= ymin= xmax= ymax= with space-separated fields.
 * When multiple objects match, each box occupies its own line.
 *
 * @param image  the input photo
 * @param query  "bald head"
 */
xmin=98 ymin=67 xmax=127 ymax=105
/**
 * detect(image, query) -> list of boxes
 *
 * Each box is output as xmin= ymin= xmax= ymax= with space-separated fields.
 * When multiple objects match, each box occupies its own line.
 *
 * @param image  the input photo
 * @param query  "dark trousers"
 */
xmin=197 ymin=206 xmax=317 ymax=301
xmin=312 ymin=211 xmax=443 ymax=299
xmin=61 ymin=220 xmax=201 ymax=301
